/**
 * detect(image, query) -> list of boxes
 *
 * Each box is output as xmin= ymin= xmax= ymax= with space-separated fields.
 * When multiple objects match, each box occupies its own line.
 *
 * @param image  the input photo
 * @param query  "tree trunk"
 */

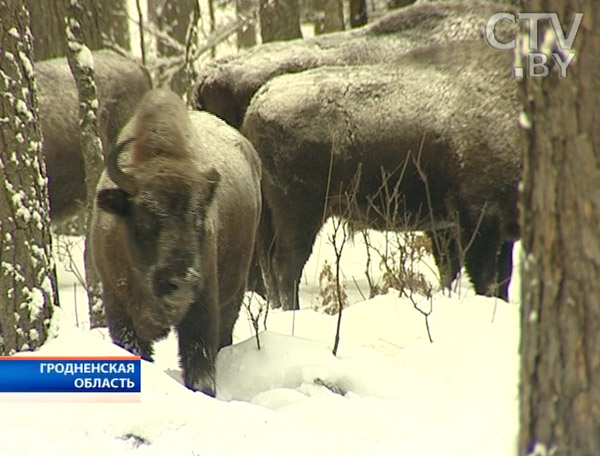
xmin=207 ymin=0 xmax=216 ymax=57
xmin=386 ymin=0 xmax=416 ymax=11
xmin=25 ymin=0 xmax=130 ymax=61
xmin=63 ymin=0 xmax=106 ymax=328
xmin=314 ymin=0 xmax=344 ymax=35
xmin=237 ymin=0 xmax=257 ymax=48
xmin=349 ymin=0 xmax=367 ymax=28
xmin=259 ymin=0 xmax=302 ymax=43
xmin=519 ymin=3 xmax=600 ymax=455
xmin=0 ymin=0 xmax=57 ymax=355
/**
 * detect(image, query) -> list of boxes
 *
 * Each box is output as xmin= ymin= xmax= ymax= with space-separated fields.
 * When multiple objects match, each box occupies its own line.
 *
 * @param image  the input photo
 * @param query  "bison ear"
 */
xmin=204 ymin=168 xmax=220 ymax=204
xmin=97 ymin=188 xmax=131 ymax=217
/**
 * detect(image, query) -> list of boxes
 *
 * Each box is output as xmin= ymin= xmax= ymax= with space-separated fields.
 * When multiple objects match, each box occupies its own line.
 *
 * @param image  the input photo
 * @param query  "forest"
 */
xmin=0 ymin=0 xmax=599 ymax=455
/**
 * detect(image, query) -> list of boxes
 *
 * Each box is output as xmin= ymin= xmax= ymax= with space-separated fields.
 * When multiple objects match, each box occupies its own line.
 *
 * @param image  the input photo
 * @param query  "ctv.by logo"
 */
xmin=485 ymin=12 xmax=583 ymax=79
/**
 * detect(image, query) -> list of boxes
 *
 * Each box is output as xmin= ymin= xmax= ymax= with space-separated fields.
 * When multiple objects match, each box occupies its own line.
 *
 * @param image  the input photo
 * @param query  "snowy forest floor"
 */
xmin=0 ymin=221 xmax=521 ymax=456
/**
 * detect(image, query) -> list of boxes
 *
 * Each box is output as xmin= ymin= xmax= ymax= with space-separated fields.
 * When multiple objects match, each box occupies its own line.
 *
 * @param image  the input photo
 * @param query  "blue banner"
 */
xmin=0 ymin=357 xmax=141 ymax=393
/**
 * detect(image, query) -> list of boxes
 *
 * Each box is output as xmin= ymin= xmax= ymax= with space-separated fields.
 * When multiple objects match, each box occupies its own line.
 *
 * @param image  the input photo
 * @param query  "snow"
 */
xmin=18 ymin=50 xmax=34 ymax=79
xmin=75 ymin=45 xmax=95 ymax=71
xmin=8 ymin=27 xmax=20 ymax=39
xmin=0 ymin=229 xmax=521 ymax=456
xmin=1 ymin=261 xmax=23 ymax=285
xmin=21 ymin=285 xmax=46 ymax=319
xmin=519 ymin=111 xmax=532 ymax=130
xmin=4 ymin=51 xmax=15 ymax=64
xmin=65 ymin=21 xmax=95 ymax=72
xmin=15 ymin=98 xmax=33 ymax=122
xmin=14 ymin=206 xmax=32 ymax=224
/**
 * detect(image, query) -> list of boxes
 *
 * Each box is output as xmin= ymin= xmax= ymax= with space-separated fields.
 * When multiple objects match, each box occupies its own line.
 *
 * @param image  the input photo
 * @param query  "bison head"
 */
xmin=97 ymin=137 xmax=220 ymax=340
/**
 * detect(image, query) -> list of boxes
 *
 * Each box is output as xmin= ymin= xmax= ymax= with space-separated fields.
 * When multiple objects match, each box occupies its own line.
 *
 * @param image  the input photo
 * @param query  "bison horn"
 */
xmin=107 ymin=137 xmax=137 ymax=195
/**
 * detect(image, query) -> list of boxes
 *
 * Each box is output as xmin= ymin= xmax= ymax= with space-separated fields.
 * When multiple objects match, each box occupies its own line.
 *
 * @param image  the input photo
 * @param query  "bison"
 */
xmin=242 ymin=40 xmax=521 ymax=311
xmin=36 ymin=50 xmax=151 ymax=224
xmin=91 ymin=89 xmax=262 ymax=395
xmin=193 ymin=1 xmax=516 ymax=128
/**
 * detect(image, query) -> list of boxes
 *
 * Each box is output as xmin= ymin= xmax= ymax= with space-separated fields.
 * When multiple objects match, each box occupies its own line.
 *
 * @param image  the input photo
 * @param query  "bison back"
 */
xmin=194 ymin=1 xmax=516 ymax=128
xmin=242 ymin=40 xmax=520 ymax=233
xmin=37 ymin=50 xmax=151 ymax=222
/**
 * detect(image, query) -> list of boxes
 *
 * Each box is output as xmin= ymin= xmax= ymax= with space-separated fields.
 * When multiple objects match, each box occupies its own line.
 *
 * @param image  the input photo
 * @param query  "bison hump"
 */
xmin=131 ymin=89 xmax=193 ymax=162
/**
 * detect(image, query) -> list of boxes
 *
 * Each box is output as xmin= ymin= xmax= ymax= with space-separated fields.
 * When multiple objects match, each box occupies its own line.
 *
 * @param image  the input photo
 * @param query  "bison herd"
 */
xmin=39 ymin=1 xmax=523 ymax=394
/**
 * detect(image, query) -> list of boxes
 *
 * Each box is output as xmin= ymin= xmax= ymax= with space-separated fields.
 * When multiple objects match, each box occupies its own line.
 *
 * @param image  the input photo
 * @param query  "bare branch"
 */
xmin=243 ymin=291 xmax=266 ymax=350
xmin=329 ymin=216 xmax=349 ymax=357
xmin=135 ymin=0 xmax=146 ymax=65
xmin=405 ymin=289 xmax=434 ymax=343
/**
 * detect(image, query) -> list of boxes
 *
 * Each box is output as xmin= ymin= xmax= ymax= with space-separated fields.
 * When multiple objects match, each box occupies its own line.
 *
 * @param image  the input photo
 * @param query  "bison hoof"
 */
xmin=113 ymin=332 xmax=154 ymax=362
xmin=185 ymin=376 xmax=216 ymax=397
xmin=183 ymin=364 xmax=216 ymax=396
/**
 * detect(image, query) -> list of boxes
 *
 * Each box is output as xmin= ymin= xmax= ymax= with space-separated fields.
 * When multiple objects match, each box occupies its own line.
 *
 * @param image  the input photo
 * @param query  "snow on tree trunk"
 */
xmin=519 ymin=2 xmax=600 ymax=454
xmin=259 ymin=0 xmax=302 ymax=43
xmin=0 ymin=0 xmax=57 ymax=355
xmin=63 ymin=0 xmax=106 ymax=328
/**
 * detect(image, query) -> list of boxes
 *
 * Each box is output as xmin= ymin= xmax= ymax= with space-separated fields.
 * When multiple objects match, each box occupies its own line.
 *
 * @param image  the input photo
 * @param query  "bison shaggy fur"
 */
xmin=242 ymin=40 xmax=521 ymax=310
xmin=193 ymin=1 xmax=515 ymax=129
xmin=91 ymin=89 xmax=261 ymax=395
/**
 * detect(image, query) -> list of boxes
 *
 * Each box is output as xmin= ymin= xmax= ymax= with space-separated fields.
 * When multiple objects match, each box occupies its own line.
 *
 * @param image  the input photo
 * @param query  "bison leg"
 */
xmin=259 ymin=191 xmax=324 ymax=311
xmin=218 ymin=290 xmax=245 ymax=349
xmin=256 ymin=201 xmax=281 ymax=308
xmin=176 ymin=297 xmax=219 ymax=396
xmin=247 ymin=250 xmax=267 ymax=299
xmin=272 ymin=210 xmax=323 ymax=311
xmin=495 ymin=240 xmax=514 ymax=301
xmin=104 ymin=291 xmax=154 ymax=361
xmin=274 ymin=223 xmax=322 ymax=311
xmin=427 ymin=228 xmax=461 ymax=289
xmin=462 ymin=218 xmax=508 ymax=300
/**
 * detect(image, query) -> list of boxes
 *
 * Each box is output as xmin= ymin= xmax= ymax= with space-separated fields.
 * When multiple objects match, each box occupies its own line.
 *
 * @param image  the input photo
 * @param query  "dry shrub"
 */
xmin=315 ymin=260 xmax=348 ymax=315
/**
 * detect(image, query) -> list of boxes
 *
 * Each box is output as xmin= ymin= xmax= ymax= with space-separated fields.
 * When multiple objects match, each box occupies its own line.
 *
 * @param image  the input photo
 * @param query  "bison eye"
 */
xmin=132 ymin=207 xmax=158 ymax=240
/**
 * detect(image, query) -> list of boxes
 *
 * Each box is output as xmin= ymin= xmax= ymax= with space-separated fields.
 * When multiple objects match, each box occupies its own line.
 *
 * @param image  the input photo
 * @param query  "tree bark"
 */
xmin=519 ymin=3 xmax=600 ymax=455
xmin=237 ymin=0 xmax=257 ymax=48
xmin=63 ymin=0 xmax=106 ymax=328
xmin=386 ymin=0 xmax=416 ymax=10
xmin=259 ymin=0 xmax=302 ymax=43
xmin=0 ymin=0 xmax=57 ymax=354
xmin=207 ymin=0 xmax=216 ymax=57
xmin=25 ymin=0 xmax=130 ymax=61
xmin=314 ymin=0 xmax=344 ymax=35
xmin=349 ymin=0 xmax=367 ymax=28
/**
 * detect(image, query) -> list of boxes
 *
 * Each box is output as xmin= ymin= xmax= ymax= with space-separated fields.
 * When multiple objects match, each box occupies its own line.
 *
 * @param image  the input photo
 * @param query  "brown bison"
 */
xmin=36 ymin=50 xmax=151 ymax=224
xmin=242 ymin=40 xmax=521 ymax=310
xmin=193 ymin=1 xmax=516 ymax=128
xmin=91 ymin=89 xmax=262 ymax=395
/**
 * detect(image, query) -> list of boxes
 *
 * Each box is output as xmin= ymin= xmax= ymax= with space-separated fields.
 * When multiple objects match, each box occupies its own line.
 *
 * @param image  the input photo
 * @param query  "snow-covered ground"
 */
xmin=0 ymin=224 xmax=521 ymax=456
